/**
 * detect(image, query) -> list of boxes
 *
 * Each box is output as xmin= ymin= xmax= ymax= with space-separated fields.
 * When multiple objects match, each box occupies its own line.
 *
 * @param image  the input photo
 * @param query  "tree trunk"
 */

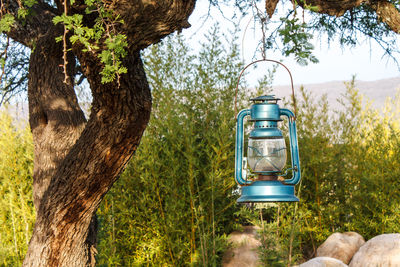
xmin=24 ymin=34 xmax=152 ymax=265
xmin=24 ymin=26 xmax=99 ymax=266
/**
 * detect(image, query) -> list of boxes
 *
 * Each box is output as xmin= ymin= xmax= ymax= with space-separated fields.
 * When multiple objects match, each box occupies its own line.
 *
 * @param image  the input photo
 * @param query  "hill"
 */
xmin=273 ymin=77 xmax=400 ymax=111
xmin=2 ymin=77 xmax=400 ymax=122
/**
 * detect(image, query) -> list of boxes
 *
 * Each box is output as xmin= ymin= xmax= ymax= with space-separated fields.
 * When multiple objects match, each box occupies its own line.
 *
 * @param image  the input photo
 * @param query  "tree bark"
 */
xmin=266 ymin=0 xmax=280 ymax=18
xmin=28 ymin=26 xmax=86 ymax=213
xmin=370 ymin=0 xmax=400 ymax=33
xmin=6 ymin=1 xmax=58 ymax=48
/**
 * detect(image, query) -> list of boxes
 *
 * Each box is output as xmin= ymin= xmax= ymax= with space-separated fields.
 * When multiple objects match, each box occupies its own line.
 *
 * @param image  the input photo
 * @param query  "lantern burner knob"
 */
xmin=250 ymin=95 xmax=281 ymax=104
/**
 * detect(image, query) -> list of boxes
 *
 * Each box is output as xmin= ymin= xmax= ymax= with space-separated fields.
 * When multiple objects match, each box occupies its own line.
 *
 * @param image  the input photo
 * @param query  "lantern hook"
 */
xmin=234 ymin=59 xmax=298 ymax=120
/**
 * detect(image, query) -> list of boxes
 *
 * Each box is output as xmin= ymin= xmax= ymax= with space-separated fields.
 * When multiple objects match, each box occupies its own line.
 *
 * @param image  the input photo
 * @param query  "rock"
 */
xmin=316 ymin=232 xmax=365 ymax=264
xmin=222 ymin=226 xmax=261 ymax=267
xmin=349 ymin=233 xmax=400 ymax=267
xmin=299 ymin=257 xmax=348 ymax=267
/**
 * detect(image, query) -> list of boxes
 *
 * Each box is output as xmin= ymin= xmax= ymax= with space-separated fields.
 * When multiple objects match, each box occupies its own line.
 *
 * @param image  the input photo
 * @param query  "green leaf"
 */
xmin=55 ymin=36 xmax=63 ymax=43
xmin=17 ymin=8 xmax=29 ymax=19
xmin=0 ymin=14 xmax=15 ymax=33
xmin=22 ymin=0 xmax=37 ymax=8
xmin=52 ymin=16 xmax=64 ymax=25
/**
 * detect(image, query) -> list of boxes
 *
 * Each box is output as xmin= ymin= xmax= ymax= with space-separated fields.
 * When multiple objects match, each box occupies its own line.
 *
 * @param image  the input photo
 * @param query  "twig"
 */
xmin=96 ymin=2 xmax=122 ymax=87
xmin=0 ymin=36 xmax=10 ymax=85
xmin=62 ymin=0 xmax=70 ymax=85
xmin=252 ymin=0 xmax=269 ymax=59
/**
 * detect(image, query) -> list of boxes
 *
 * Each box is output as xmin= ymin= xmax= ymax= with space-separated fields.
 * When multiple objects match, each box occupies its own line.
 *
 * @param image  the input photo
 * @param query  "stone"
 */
xmin=316 ymin=232 xmax=365 ymax=264
xmin=222 ymin=226 xmax=261 ymax=267
xmin=299 ymin=257 xmax=348 ymax=267
xmin=349 ymin=233 xmax=400 ymax=267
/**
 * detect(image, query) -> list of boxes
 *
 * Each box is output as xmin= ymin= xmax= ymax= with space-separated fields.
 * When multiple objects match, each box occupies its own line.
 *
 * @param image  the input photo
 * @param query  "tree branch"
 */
xmin=100 ymin=0 xmax=196 ymax=50
xmin=272 ymin=0 xmax=400 ymax=35
xmin=266 ymin=0 xmax=279 ymax=18
xmin=1 ymin=1 xmax=58 ymax=48
xmin=297 ymin=0 xmax=367 ymax=16
xmin=370 ymin=0 xmax=400 ymax=33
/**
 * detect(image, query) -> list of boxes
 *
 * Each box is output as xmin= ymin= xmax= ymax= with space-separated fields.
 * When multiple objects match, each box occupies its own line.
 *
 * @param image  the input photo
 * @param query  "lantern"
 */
xmin=234 ymin=60 xmax=301 ymax=203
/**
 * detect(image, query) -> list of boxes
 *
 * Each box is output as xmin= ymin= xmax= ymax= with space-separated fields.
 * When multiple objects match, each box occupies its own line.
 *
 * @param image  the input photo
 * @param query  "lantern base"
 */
xmin=237 ymin=180 xmax=299 ymax=203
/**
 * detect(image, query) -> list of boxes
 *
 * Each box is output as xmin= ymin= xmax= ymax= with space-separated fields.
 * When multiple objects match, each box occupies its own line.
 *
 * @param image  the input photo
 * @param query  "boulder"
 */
xmin=349 ymin=233 xmax=400 ymax=267
xmin=222 ymin=226 xmax=261 ymax=267
xmin=316 ymin=232 xmax=365 ymax=264
xmin=299 ymin=257 xmax=348 ymax=267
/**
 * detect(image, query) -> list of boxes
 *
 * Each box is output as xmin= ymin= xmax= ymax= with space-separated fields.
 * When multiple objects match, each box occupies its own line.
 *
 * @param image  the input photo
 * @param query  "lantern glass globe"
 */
xmin=247 ymin=138 xmax=287 ymax=173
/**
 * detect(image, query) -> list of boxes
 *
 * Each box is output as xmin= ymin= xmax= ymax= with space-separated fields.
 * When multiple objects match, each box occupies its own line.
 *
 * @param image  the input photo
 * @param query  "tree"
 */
xmin=0 ymin=0 xmax=398 ymax=266
xmin=1 ymin=1 xmax=195 ymax=266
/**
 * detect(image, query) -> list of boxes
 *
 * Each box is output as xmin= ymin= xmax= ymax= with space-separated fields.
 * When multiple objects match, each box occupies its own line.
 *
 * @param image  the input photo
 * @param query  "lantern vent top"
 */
xmin=250 ymin=95 xmax=281 ymax=104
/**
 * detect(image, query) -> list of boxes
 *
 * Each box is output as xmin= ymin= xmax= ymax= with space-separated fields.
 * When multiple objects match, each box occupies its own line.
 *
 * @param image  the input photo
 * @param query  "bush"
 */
xmin=97 ymin=28 xmax=246 ymax=266
xmin=0 ymin=109 xmax=34 ymax=266
xmin=255 ymin=82 xmax=400 ymax=265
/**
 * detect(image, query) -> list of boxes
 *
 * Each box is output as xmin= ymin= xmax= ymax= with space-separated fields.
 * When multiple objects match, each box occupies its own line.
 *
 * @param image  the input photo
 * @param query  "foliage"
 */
xmin=0 ymin=15 xmax=15 ymax=34
xmin=52 ymin=0 xmax=128 ymax=84
xmin=96 ymin=28 xmax=246 ymax=266
xmin=251 ymin=81 xmax=400 ymax=265
xmin=17 ymin=0 xmax=37 ymax=19
xmin=278 ymin=17 xmax=318 ymax=65
xmin=0 ymin=109 xmax=34 ymax=266
xmin=296 ymin=81 xmax=400 ymax=250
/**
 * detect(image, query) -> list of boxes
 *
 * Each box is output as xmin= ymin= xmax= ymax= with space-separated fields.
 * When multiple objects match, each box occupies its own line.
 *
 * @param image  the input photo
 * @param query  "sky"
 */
xmin=183 ymin=0 xmax=400 ymax=86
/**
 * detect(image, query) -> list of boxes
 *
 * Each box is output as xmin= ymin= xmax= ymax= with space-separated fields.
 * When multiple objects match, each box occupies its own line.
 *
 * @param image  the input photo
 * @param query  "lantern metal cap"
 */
xmin=250 ymin=95 xmax=281 ymax=103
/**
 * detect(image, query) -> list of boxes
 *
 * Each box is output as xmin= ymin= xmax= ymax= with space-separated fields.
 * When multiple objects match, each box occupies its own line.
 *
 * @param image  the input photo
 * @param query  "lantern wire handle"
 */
xmin=234 ymin=59 xmax=298 ymax=120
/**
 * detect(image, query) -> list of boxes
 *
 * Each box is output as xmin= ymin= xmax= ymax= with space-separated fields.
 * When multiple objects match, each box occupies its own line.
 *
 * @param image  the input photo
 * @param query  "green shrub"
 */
xmin=0 ymin=109 xmax=34 ymax=266
xmin=97 ymin=28 xmax=246 ymax=266
xmin=256 ymin=82 xmax=400 ymax=265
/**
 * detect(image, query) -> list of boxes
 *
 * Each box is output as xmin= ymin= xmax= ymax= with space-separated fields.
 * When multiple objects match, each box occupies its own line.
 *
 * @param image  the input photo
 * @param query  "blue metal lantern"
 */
xmin=234 ymin=60 xmax=301 ymax=203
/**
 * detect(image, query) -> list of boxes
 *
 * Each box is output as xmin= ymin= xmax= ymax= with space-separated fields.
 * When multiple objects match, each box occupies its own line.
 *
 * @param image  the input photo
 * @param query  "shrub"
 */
xmin=0 ymin=109 xmax=34 ymax=266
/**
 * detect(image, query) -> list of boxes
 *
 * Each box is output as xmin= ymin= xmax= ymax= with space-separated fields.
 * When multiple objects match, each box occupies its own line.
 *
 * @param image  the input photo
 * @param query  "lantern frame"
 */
xmin=234 ymin=59 xmax=301 ymax=203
